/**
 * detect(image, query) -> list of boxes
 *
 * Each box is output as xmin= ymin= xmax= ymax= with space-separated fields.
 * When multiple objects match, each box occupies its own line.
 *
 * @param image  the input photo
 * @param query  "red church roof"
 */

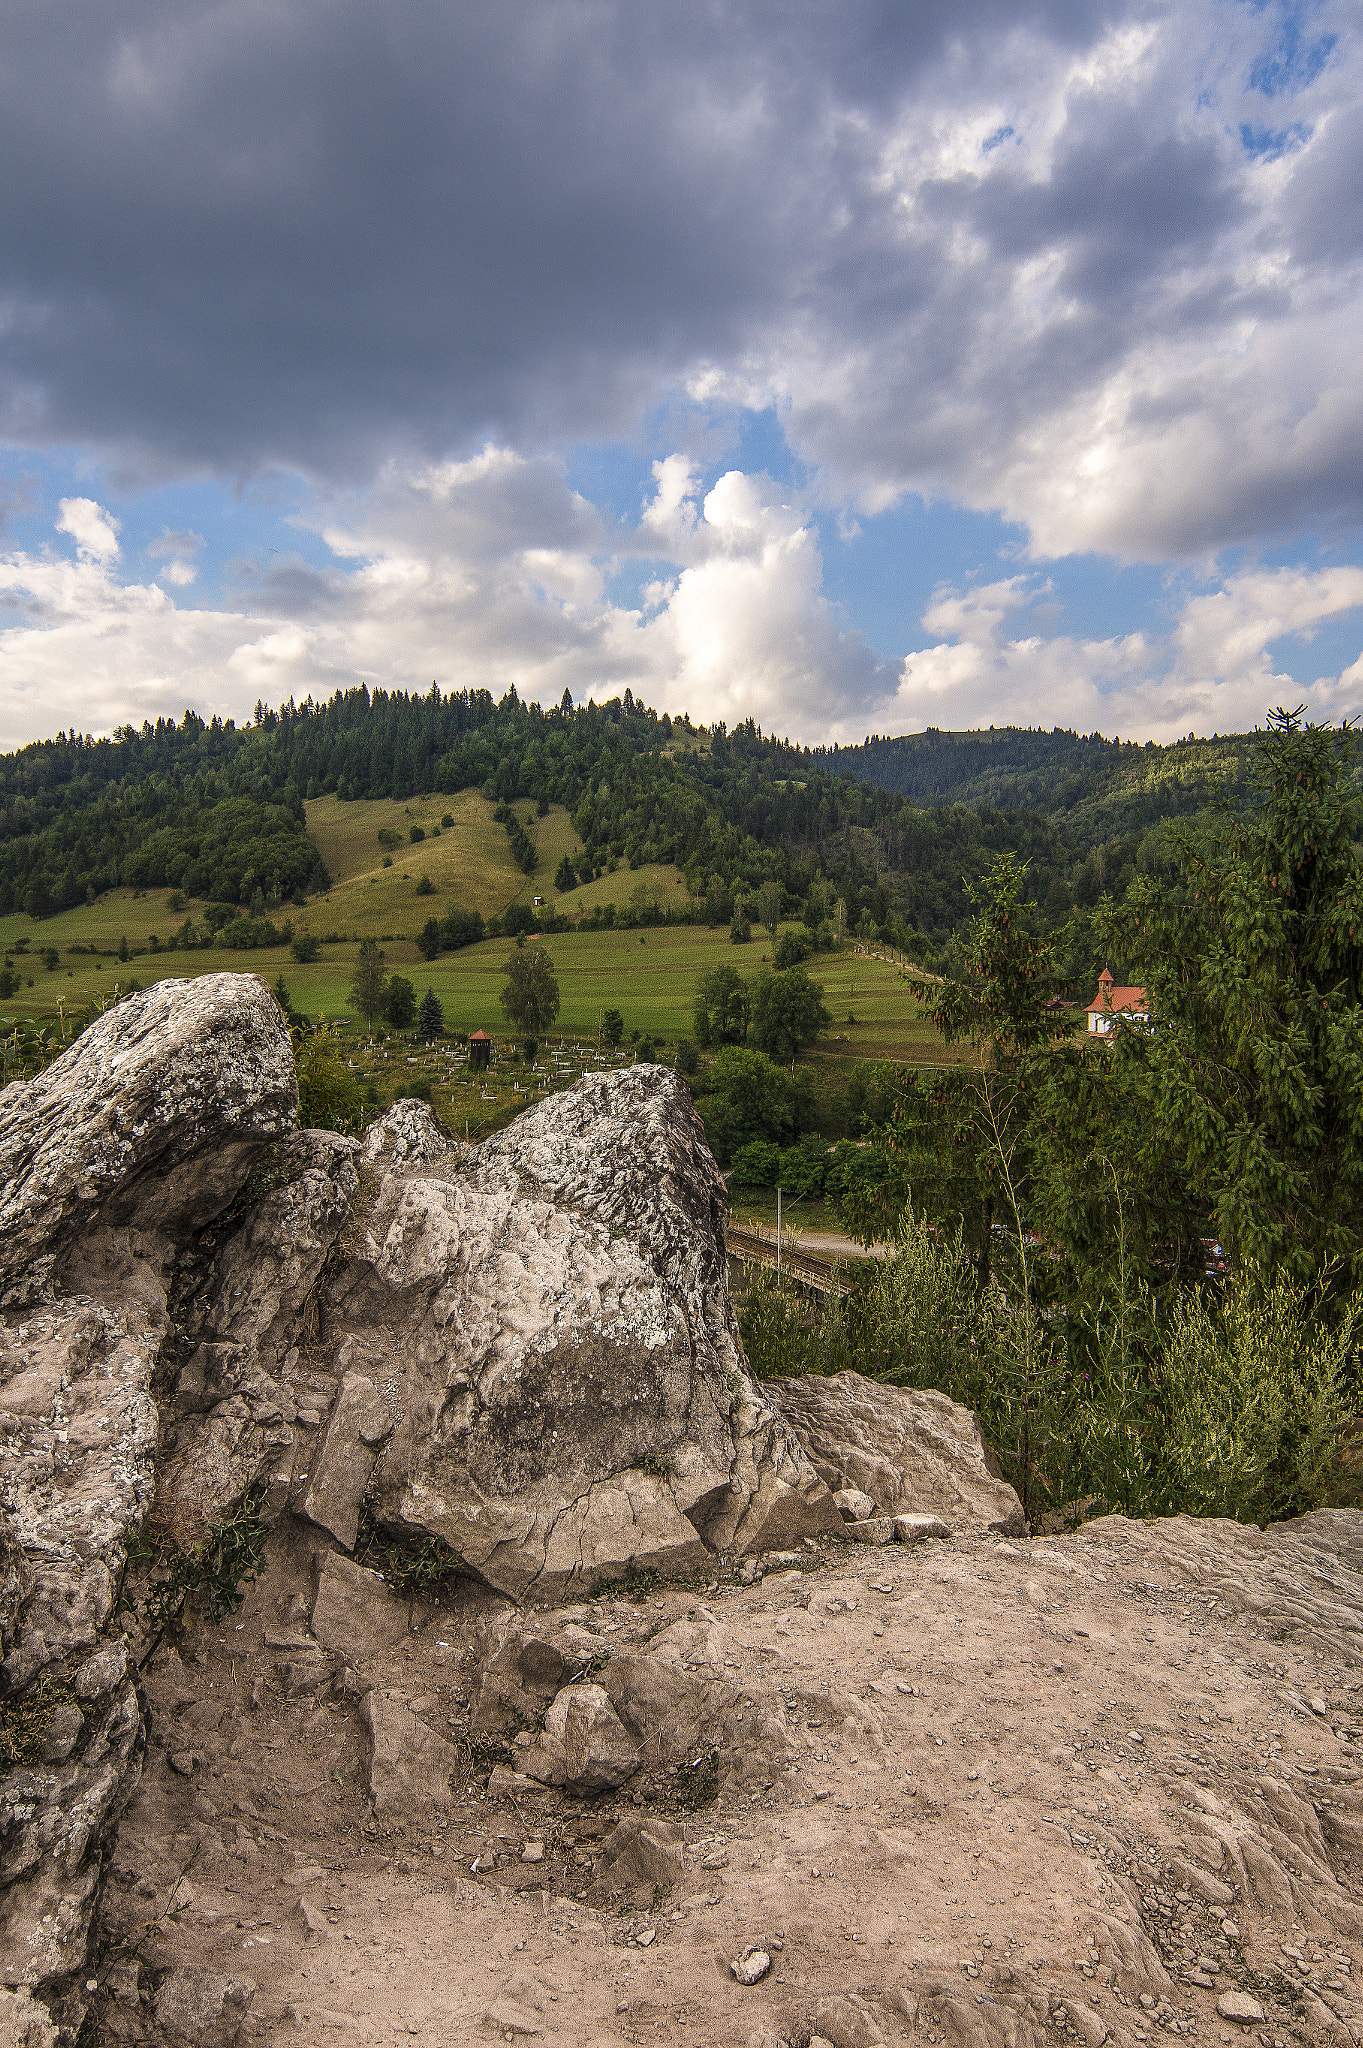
xmin=469 ymin=1029 xmax=492 ymax=1041
xmin=1087 ymin=967 xmax=1147 ymax=1015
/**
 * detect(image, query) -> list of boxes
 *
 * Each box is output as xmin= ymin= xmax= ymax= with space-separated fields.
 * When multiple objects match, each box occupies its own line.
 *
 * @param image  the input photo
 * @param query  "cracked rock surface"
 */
xmin=0 ymin=976 xmax=296 ymax=2040
xmin=321 ymin=1068 xmax=842 ymax=1596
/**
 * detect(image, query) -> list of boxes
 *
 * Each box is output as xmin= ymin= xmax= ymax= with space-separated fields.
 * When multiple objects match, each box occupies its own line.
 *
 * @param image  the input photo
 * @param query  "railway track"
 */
xmin=725 ymin=1224 xmax=853 ymax=1298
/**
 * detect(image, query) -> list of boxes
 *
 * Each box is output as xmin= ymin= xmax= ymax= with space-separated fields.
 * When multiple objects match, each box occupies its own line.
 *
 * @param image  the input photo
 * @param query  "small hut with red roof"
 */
xmin=469 ymin=1028 xmax=493 ymax=1070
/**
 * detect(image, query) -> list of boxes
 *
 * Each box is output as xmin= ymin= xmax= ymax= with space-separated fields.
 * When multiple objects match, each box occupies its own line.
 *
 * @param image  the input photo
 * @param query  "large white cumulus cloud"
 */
xmin=2 ymin=465 xmax=1361 ymax=750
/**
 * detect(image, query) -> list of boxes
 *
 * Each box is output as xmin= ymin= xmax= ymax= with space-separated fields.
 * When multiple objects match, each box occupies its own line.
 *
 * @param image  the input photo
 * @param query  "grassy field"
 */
xmin=0 ymin=779 xmax=963 ymax=1096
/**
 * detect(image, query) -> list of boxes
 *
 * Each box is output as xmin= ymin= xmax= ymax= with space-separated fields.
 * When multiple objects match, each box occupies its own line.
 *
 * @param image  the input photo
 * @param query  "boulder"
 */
xmin=590 ymin=1814 xmax=687 ymax=1902
xmin=0 ymin=974 xmax=295 ymax=1304
xmin=833 ymin=1487 xmax=875 ymax=1522
xmin=300 ymin=1373 xmax=394 ymax=1549
xmin=322 ymin=1071 xmax=839 ymax=1596
xmin=363 ymin=1690 xmax=458 ymax=1816
xmin=763 ymin=1371 xmax=1025 ymax=1536
xmin=520 ymin=1682 xmax=640 ymax=1793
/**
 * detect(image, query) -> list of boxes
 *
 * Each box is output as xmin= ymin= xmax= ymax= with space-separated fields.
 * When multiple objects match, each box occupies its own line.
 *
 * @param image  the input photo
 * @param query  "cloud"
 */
xmin=55 ymin=496 xmax=120 ymax=562
xmin=0 ymin=2 xmax=1357 ymax=565
xmin=878 ymin=562 xmax=1363 ymax=742
xmin=3 ymin=478 xmax=1361 ymax=753
xmin=146 ymin=527 xmax=204 ymax=586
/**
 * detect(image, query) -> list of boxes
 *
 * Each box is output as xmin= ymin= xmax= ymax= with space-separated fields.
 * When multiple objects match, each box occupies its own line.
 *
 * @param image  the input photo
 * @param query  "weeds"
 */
xmin=632 ymin=1452 xmax=675 ymax=1479
xmin=588 ymin=1558 xmax=662 ymax=1602
xmin=0 ymin=1667 xmax=77 ymax=1769
xmin=124 ymin=1492 xmax=269 ymax=1666
xmin=673 ymin=1748 xmax=720 ymax=1809
xmin=355 ymin=1504 xmax=465 ymax=1603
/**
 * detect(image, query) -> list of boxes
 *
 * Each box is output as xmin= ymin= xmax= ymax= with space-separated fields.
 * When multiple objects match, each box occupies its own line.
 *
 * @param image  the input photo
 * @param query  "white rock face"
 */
xmin=764 ymin=1370 xmax=1026 ymax=1536
xmin=322 ymin=1072 xmax=840 ymax=1595
xmin=0 ymin=973 xmax=296 ymax=1305
xmin=0 ymin=974 xmax=296 ymax=2030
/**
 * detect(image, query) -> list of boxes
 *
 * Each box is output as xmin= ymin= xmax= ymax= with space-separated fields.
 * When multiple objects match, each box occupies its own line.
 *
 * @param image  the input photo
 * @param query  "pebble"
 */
xmin=1310 ymin=1697 xmax=1328 ymax=1716
xmin=1216 ymin=1992 xmax=1265 ymax=2024
xmin=520 ymin=1842 xmax=544 ymax=1863
xmin=732 ymin=1949 xmax=772 ymax=1984
xmin=636 ymin=1928 xmax=655 ymax=1947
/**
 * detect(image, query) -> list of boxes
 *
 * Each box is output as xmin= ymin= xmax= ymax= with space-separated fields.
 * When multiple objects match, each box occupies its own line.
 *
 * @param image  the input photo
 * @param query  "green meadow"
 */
xmin=0 ymin=789 xmax=966 ymax=1096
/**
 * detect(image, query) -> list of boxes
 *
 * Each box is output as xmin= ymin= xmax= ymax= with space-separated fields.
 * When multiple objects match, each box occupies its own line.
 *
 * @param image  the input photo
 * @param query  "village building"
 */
xmin=1086 ymin=966 xmax=1149 ymax=1035
xmin=469 ymin=1028 xmax=492 ymax=1069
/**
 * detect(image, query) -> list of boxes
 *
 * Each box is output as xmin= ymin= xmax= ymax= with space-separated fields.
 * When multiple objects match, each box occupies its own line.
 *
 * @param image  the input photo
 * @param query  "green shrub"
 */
xmin=294 ymin=1029 xmax=363 ymax=1132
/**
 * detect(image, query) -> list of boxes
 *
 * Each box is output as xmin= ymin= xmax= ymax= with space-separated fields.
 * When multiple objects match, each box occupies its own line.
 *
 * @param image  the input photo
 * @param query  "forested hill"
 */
xmin=819 ymin=727 xmax=1260 ymax=838
xmin=0 ymin=686 xmax=1274 ymax=957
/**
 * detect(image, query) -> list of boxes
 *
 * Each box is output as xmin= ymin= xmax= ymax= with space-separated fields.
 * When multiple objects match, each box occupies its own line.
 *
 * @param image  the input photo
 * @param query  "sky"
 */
xmin=1 ymin=0 xmax=1361 ymax=751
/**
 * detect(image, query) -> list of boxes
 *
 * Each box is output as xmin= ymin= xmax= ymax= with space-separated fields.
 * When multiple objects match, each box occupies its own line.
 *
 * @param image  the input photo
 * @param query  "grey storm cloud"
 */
xmin=0 ymin=0 xmax=1359 ymax=558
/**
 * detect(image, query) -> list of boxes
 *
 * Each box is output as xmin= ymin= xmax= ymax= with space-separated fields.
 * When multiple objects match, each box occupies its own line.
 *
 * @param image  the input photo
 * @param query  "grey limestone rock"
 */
xmin=299 ymin=1372 xmax=393 ymax=1549
xmin=324 ymin=1070 xmax=840 ymax=1596
xmin=763 ymin=1370 xmax=1026 ymax=1536
xmin=0 ymin=975 xmax=297 ymax=2030
xmin=309 ymin=1552 xmax=409 ymax=1674
xmin=151 ymin=1967 xmax=256 ymax=2048
xmin=0 ymin=974 xmax=295 ymax=1306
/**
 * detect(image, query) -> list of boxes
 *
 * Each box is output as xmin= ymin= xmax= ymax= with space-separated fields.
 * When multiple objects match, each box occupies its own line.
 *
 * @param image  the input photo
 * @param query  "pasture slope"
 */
xmin=0 ymin=789 xmax=946 ymax=1067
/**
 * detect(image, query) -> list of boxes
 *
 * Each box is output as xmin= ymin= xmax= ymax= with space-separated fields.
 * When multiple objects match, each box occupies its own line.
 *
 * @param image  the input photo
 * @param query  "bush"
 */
xmin=731 ymin=1139 xmax=781 ymax=1185
xmin=699 ymin=1046 xmax=810 ymax=1163
xmin=814 ymin=1212 xmax=1358 ymax=1532
xmin=772 ymin=928 xmax=812 ymax=970
xmin=291 ymin=931 xmax=321 ymax=963
xmin=415 ymin=874 xmax=435 ymax=895
xmin=294 ymin=1030 xmax=363 ymax=1133
xmin=674 ymin=1037 xmax=699 ymax=1075
xmin=1147 ymin=1271 xmax=1356 ymax=1524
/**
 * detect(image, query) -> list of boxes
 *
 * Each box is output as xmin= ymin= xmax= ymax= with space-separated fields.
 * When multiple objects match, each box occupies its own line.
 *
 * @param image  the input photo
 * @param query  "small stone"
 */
xmin=1221 ymin=1920 xmax=1240 ymax=1939
xmin=635 ymin=1928 xmax=655 ymax=1947
xmin=521 ymin=1841 xmax=544 ymax=1863
xmin=170 ymin=1750 xmax=203 ymax=1776
xmin=1216 ymin=1993 xmax=1265 ymax=2025
xmin=298 ymin=1896 xmax=330 ymax=1940
xmin=848 ymin=1517 xmax=895 ymax=1546
xmin=892 ymin=1513 xmax=950 ymax=1541
xmin=833 ymin=1488 xmax=876 ymax=1523
xmin=732 ymin=1949 xmax=772 ymax=1984
xmin=1310 ymin=1697 xmax=1328 ymax=1716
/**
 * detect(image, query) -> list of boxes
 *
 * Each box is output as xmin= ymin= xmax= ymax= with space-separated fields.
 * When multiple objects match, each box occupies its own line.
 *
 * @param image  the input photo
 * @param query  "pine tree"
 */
xmin=417 ymin=986 xmax=444 ymax=1039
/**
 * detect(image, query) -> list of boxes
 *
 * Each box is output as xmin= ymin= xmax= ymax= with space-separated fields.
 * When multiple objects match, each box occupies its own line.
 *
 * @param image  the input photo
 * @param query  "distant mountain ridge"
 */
xmin=819 ymin=725 xmax=1260 ymax=836
xmin=0 ymin=693 xmax=1290 ymax=957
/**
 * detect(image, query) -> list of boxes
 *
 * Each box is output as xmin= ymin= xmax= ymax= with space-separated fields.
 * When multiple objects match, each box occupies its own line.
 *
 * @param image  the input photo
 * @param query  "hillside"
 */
xmin=0 ymin=689 xmax=1295 ymax=1029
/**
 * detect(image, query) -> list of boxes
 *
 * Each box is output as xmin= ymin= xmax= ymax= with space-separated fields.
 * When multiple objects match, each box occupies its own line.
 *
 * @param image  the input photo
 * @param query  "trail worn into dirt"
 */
xmin=96 ymin=1506 xmax=1363 ymax=2048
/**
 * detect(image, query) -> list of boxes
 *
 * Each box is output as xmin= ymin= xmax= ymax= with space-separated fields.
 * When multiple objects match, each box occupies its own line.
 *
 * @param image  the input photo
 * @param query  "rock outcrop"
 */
xmin=764 ymin=1369 xmax=1026 ymax=1536
xmin=0 ymin=977 xmax=295 ymax=2037
xmin=0 ymin=975 xmax=296 ymax=1307
xmin=0 ymin=975 xmax=1040 ymax=2040
xmin=313 ymin=1071 xmax=841 ymax=1596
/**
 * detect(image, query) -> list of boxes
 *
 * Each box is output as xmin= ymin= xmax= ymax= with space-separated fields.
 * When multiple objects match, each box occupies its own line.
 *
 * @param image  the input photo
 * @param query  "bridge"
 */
xmin=725 ymin=1224 xmax=854 ymax=1301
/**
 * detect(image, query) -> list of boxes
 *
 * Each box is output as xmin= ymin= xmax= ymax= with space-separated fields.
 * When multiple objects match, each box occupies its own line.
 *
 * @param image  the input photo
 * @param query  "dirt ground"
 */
xmin=95 ymin=1511 xmax=1363 ymax=2048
